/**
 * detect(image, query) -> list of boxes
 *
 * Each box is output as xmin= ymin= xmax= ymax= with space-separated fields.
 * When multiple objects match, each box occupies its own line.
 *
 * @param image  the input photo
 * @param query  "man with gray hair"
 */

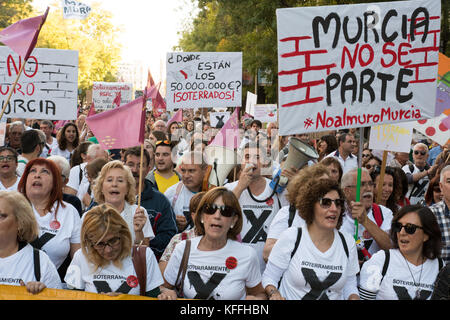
xmin=164 ymin=150 xmax=208 ymax=231
xmin=340 ymin=168 xmax=393 ymax=263
xmin=6 ymin=121 xmax=25 ymax=154
xmin=402 ymin=142 xmax=439 ymax=204
xmin=65 ymin=143 xmax=109 ymax=206
xmin=429 ymin=165 xmax=450 ymax=264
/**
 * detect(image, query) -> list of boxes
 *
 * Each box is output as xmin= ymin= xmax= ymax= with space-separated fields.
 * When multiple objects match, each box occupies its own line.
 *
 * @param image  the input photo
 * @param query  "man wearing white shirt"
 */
xmin=39 ymin=120 xmax=58 ymax=157
xmin=325 ymin=132 xmax=358 ymax=174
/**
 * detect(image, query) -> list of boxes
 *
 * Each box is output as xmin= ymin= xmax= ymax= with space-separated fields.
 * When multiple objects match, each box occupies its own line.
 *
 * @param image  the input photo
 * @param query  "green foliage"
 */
xmin=177 ymin=0 xmax=450 ymax=105
xmin=0 ymin=0 xmax=33 ymax=28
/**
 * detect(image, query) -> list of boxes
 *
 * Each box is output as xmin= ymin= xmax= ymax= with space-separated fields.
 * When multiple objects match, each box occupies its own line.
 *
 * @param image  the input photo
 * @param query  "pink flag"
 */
xmin=146 ymin=69 xmax=155 ymax=88
xmin=85 ymin=97 xmax=145 ymax=150
xmin=167 ymin=109 xmax=183 ymax=127
xmin=54 ymin=120 xmax=69 ymax=131
xmin=87 ymin=102 xmax=96 ymax=116
xmin=0 ymin=7 xmax=49 ymax=61
xmin=209 ymin=107 xmax=240 ymax=149
xmin=113 ymin=91 xmax=121 ymax=107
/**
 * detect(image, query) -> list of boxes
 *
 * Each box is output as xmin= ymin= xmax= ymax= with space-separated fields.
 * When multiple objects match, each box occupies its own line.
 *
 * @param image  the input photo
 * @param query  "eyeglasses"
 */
xmin=365 ymin=164 xmax=380 ymax=170
xmin=392 ymin=222 xmax=423 ymax=235
xmin=414 ymin=150 xmax=427 ymax=156
xmin=203 ymin=203 xmax=235 ymax=217
xmin=362 ymin=154 xmax=371 ymax=158
xmin=318 ymin=197 xmax=345 ymax=209
xmin=0 ymin=155 xmax=15 ymax=162
xmin=155 ymin=140 xmax=171 ymax=146
xmin=92 ymin=236 xmax=121 ymax=251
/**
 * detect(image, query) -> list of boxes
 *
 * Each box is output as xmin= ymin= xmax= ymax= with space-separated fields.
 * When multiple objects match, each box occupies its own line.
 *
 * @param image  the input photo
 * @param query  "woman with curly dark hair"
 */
xmin=262 ymin=179 xmax=359 ymax=300
xmin=359 ymin=205 xmax=443 ymax=300
xmin=51 ymin=122 xmax=80 ymax=162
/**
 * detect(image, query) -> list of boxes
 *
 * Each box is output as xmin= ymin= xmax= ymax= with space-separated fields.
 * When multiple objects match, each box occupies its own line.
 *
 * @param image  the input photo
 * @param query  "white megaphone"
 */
xmin=270 ymin=137 xmax=319 ymax=193
xmin=204 ymin=145 xmax=238 ymax=187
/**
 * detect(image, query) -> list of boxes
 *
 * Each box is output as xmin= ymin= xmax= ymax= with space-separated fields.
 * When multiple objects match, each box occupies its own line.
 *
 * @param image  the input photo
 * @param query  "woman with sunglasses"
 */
xmin=359 ymin=204 xmax=443 ymax=300
xmin=263 ymin=179 xmax=359 ymax=300
xmin=64 ymin=204 xmax=165 ymax=297
xmin=159 ymin=187 xmax=266 ymax=300
xmin=365 ymin=155 xmax=382 ymax=174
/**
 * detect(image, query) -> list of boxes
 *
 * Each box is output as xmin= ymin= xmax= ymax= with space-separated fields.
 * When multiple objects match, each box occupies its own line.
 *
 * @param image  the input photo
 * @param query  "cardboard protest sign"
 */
xmin=210 ymin=111 xmax=230 ymax=128
xmin=277 ymin=0 xmax=441 ymax=136
xmin=62 ymin=0 xmax=91 ymax=20
xmin=369 ymin=122 xmax=413 ymax=153
xmin=166 ymin=52 xmax=242 ymax=110
xmin=92 ymin=82 xmax=133 ymax=111
xmin=254 ymin=104 xmax=277 ymax=123
xmin=245 ymin=91 xmax=257 ymax=116
xmin=0 ymin=47 xmax=78 ymax=120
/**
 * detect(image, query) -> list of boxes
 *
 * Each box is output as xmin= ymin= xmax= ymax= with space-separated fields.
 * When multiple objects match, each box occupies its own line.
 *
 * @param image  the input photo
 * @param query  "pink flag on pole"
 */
xmin=167 ymin=109 xmax=183 ymax=127
xmin=85 ymin=97 xmax=145 ymax=150
xmin=0 ymin=7 xmax=49 ymax=61
xmin=87 ymin=102 xmax=96 ymax=116
xmin=113 ymin=91 xmax=121 ymax=107
xmin=209 ymin=107 xmax=240 ymax=149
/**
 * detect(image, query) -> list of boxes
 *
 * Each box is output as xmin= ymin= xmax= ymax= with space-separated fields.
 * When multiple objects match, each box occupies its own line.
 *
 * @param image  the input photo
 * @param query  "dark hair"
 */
xmin=319 ymin=135 xmax=338 ymax=155
xmin=123 ymin=146 xmax=151 ymax=168
xmin=85 ymin=158 xmax=108 ymax=180
xmin=0 ymin=146 xmax=18 ymax=163
xmin=194 ymin=187 xmax=242 ymax=240
xmin=424 ymin=176 xmax=441 ymax=206
xmin=70 ymin=141 xmax=93 ymax=168
xmin=320 ymin=157 xmax=343 ymax=184
xmin=250 ymin=119 xmax=262 ymax=129
xmin=151 ymin=130 xmax=167 ymax=142
xmin=390 ymin=204 xmax=442 ymax=260
xmin=21 ymin=129 xmax=42 ymax=154
xmin=58 ymin=122 xmax=79 ymax=150
xmin=371 ymin=166 xmax=399 ymax=215
xmin=392 ymin=167 xmax=409 ymax=199
xmin=338 ymin=132 xmax=353 ymax=145
xmin=18 ymin=158 xmax=65 ymax=216
xmin=295 ymin=178 xmax=345 ymax=228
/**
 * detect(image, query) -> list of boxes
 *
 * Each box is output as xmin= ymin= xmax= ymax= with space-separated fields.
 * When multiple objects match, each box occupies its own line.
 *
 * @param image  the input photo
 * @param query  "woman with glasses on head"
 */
xmin=64 ymin=204 xmax=165 ymax=297
xmin=262 ymin=179 xmax=360 ymax=300
xmin=359 ymin=204 xmax=443 ymax=300
xmin=159 ymin=187 xmax=266 ymax=300
xmin=18 ymin=158 xmax=81 ymax=282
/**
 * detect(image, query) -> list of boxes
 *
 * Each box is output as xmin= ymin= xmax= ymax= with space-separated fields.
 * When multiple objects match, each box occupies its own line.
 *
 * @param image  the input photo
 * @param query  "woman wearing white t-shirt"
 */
xmin=93 ymin=160 xmax=154 ymax=245
xmin=65 ymin=204 xmax=164 ymax=297
xmin=359 ymin=204 xmax=444 ymax=300
xmin=50 ymin=122 xmax=79 ymax=162
xmin=0 ymin=191 xmax=61 ymax=294
xmin=18 ymin=158 xmax=82 ymax=279
xmin=159 ymin=187 xmax=266 ymax=300
xmin=263 ymin=179 xmax=360 ymax=300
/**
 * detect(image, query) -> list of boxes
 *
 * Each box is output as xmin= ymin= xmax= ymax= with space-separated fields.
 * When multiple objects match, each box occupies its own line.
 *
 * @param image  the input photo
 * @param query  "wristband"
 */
xmin=267 ymin=288 xmax=278 ymax=298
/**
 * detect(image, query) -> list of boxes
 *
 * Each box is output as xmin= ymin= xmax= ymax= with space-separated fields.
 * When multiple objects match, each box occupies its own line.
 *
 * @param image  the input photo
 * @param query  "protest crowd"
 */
xmin=0 ymin=0 xmax=450 ymax=302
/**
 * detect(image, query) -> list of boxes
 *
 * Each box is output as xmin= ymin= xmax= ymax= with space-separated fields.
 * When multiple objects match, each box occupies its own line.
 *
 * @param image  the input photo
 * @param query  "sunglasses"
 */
xmin=203 ymin=203 xmax=235 ymax=217
xmin=414 ymin=150 xmax=427 ymax=156
xmin=318 ymin=197 xmax=345 ymax=209
xmin=392 ymin=222 xmax=423 ymax=235
xmin=362 ymin=154 xmax=371 ymax=158
xmin=155 ymin=140 xmax=171 ymax=146
xmin=92 ymin=236 xmax=121 ymax=251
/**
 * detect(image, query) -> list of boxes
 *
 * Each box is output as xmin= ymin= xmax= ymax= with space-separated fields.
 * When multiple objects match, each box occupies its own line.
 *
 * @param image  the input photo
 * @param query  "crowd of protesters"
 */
xmin=0 ymin=107 xmax=449 ymax=300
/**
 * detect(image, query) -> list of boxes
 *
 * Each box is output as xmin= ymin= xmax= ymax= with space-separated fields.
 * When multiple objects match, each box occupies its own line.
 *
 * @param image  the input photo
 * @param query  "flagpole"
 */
xmin=137 ymin=143 xmax=144 ymax=209
xmin=0 ymin=61 xmax=26 ymax=121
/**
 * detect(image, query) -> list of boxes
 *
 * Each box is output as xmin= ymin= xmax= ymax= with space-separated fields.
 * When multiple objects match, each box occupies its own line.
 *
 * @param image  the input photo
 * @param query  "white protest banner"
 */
xmin=277 ymin=0 xmax=441 ymax=136
xmin=92 ymin=82 xmax=133 ymax=111
xmin=254 ymin=104 xmax=277 ymax=123
xmin=62 ymin=0 xmax=91 ymax=20
xmin=369 ymin=122 xmax=413 ymax=153
xmin=413 ymin=113 xmax=450 ymax=146
xmin=245 ymin=91 xmax=257 ymax=116
xmin=210 ymin=111 xmax=230 ymax=128
xmin=0 ymin=47 xmax=78 ymax=120
xmin=166 ymin=52 xmax=242 ymax=110
xmin=0 ymin=117 xmax=6 ymax=146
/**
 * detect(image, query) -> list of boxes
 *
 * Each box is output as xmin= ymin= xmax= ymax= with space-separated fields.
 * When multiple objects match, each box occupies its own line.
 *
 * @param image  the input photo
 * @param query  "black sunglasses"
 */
xmin=392 ymin=222 xmax=423 ymax=235
xmin=414 ymin=150 xmax=427 ymax=156
xmin=318 ymin=197 xmax=345 ymax=209
xmin=203 ymin=203 xmax=235 ymax=217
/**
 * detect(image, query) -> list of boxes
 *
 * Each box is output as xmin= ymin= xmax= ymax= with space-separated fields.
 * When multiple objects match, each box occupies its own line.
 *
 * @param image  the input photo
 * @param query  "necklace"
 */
xmin=402 ymin=254 xmax=424 ymax=300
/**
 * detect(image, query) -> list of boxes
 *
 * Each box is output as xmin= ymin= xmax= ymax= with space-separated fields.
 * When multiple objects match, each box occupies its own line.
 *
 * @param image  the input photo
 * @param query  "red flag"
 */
xmin=152 ymin=88 xmax=166 ymax=118
xmin=146 ymin=69 xmax=155 ymax=88
xmin=112 ymin=91 xmax=121 ymax=107
xmin=85 ymin=97 xmax=145 ymax=150
xmin=209 ymin=107 xmax=240 ymax=149
xmin=0 ymin=7 xmax=49 ymax=61
xmin=88 ymin=102 xmax=96 ymax=116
